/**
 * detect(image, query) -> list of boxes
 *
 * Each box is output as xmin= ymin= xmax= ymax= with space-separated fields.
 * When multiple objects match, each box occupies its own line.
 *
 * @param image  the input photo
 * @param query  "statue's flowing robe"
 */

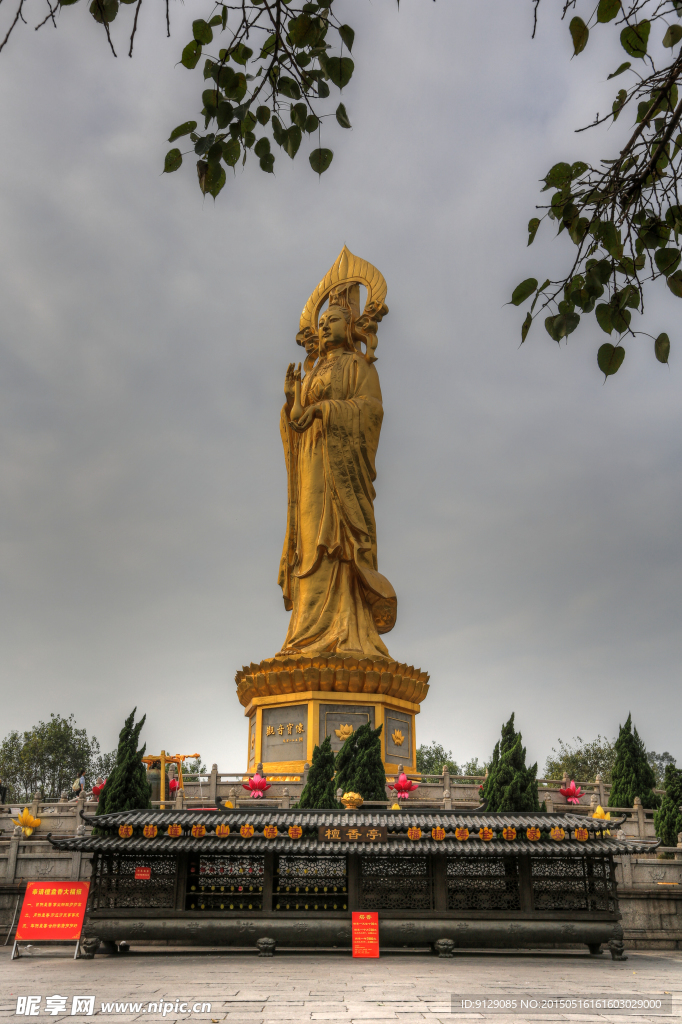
xmin=278 ymin=349 xmax=396 ymax=657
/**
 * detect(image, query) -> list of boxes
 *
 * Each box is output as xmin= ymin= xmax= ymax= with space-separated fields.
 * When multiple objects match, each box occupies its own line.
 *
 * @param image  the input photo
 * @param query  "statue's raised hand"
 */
xmin=284 ymin=362 xmax=296 ymax=405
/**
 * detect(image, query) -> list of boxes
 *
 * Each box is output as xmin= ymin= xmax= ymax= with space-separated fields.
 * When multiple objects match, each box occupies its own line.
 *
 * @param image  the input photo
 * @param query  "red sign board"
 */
xmin=15 ymin=881 xmax=90 ymax=941
xmin=352 ymin=911 xmax=379 ymax=957
xmin=134 ymin=866 xmax=151 ymax=880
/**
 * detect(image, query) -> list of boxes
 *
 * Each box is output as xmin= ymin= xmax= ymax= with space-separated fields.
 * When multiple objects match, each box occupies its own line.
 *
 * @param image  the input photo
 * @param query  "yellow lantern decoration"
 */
xmin=288 ymin=825 xmax=303 ymax=839
xmin=167 ymin=823 xmax=183 ymax=837
xmin=142 ymin=824 xmax=158 ymax=839
xmin=455 ymin=827 xmax=469 ymax=841
xmin=431 ymin=827 xmax=446 ymax=841
xmin=214 ymin=823 xmax=230 ymax=837
xmin=240 ymin=824 xmax=254 ymax=838
xmin=502 ymin=827 xmax=516 ymax=841
xmin=550 ymin=827 xmax=565 ymax=841
xmin=118 ymin=824 xmax=133 ymax=839
xmin=574 ymin=827 xmax=589 ymax=842
xmin=479 ymin=827 xmax=494 ymax=842
xmin=526 ymin=827 xmax=541 ymax=842
xmin=263 ymin=825 xmax=278 ymax=839
xmin=407 ymin=827 xmax=422 ymax=841
xmin=191 ymin=824 xmax=206 ymax=838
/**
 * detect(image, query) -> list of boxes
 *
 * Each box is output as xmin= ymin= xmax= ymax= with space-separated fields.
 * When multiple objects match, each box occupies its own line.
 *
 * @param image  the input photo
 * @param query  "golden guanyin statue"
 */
xmin=278 ymin=246 xmax=397 ymax=658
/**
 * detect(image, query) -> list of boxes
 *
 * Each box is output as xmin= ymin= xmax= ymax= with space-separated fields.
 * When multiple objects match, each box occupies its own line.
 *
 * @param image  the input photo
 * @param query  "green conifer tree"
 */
xmin=96 ymin=708 xmax=151 ymax=817
xmin=481 ymin=713 xmax=540 ymax=813
xmin=609 ymin=714 xmax=659 ymax=810
xmin=333 ymin=728 xmax=359 ymax=796
xmin=653 ymin=763 xmax=682 ymax=849
xmin=296 ymin=736 xmax=340 ymax=809
xmin=346 ymin=724 xmax=387 ymax=802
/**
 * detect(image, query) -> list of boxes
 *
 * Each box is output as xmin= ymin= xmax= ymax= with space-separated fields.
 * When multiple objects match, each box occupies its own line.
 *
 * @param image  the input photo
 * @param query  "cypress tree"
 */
xmin=347 ymin=724 xmax=386 ymax=802
xmin=297 ymin=736 xmax=340 ymax=809
xmin=609 ymin=714 xmax=659 ymax=810
xmin=481 ymin=713 xmax=540 ymax=812
xmin=96 ymin=708 xmax=151 ymax=817
xmin=654 ymin=763 xmax=682 ymax=849
xmin=333 ymin=728 xmax=359 ymax=796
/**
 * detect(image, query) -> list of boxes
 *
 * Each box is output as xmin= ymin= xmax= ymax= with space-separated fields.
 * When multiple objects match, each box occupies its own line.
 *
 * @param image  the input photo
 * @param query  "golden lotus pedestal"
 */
xmin=236 ymin=654 xmax=429 ymax=776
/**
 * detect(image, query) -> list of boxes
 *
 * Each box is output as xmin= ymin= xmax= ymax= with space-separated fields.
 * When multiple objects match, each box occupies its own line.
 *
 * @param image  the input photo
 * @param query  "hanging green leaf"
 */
xmin=181 ymin=40 xmax=202 ymax=69
xmin=338 ymin=24 xmax=354 ymax=51
xmin=231 ymin=42 xmax=253 ymax=65
xmin=655 ymin=333 xmax=670 ymax=363
xmin=169 ymin=121 xmax=197 ymax=142
xmin=221 ymin=137 xmax=241 ymax=166
xmin=324 ymin=56 xmax=354 ymax=89
xmin=527 ymin=218 xmax=540 ymax=246
xmin=286 ymin=126 xmax=302 ymax=159
xmin=521 ymin=312 xmax=532 ymax=343
xmin=610 ymin=306 xmax=631 ymax=333
xmin=278 ymin=77 xmax=301 ymax=100
xmin=305 ymin=114 xmax=319 ymax=133
xmin=569 ymin=17 xmax=589 ymax=54
xmin=254 ymin=137 xmax=270 ymax=158
xmin=309 ymin=147 xmax=333 ymax=174
xmin=89 ymin=0 xmax=118 ymax=23
xmin=655 ymin=248 xmax=681 ymax=276
xmin=260 ymin=153 xmax=275 ymax=174
xmin=597 ymin=343 xmax=625 ymax=375
xmin=511 ymin=278 xmax=538 ymax=306
xmin=595 ymin=303 xmax=613 ymax=334
xmin=192 ymin=19 xmax=213 ymax=45
xmin=256 ymin=106 xmax=271 ymax=125
xmin=597 ymin=0 xmax=621 ymax=22
xmin=663 ymin=24 xmax=682 ymax=48
xmin=544 ymin=315 xmax=562 ymax=342
xmin=667 ymin=269 xmax=682 ymax=297
xmin=163 ymin=149 xmax=182 ymax=173
xmin=608 ymin=61 xmax=631 ymax=78
xmin=260 ymin=34 xmax=276 ymax=58
xmin=336 ymin=103 xmax=352 ymax=129
xmin=620 ymin=21 xmax=650 ymax=58
xmin=542 ymin=162 xmax=572 ymax=190
xmin=612 ymin=89 xmax=627 ymax=121
xmin=206 ymin=162 xmax=226 ymax=198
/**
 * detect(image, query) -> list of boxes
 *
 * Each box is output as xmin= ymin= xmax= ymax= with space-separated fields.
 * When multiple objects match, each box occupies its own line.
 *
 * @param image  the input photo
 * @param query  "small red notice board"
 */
xmin=135 ymin=866 xmax=151 ymax=880
xmin=12 ymin=881 xmax=90 ymax=959
xmin=352 ymin=911 xmax=379 ymax=957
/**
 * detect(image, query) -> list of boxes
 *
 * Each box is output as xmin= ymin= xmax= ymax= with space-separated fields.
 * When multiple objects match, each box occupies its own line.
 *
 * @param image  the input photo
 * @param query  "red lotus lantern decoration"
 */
xmin=243 ymin=773 xmax=271 ymax=799
xmin=559 ymin=780 xmax=584 ymax=805
xmin=388 ymin=772 xmax=419 ymax=800
xmin=92 ymin=780 xmax=106 ymax=799
xmin=169 ymin=778 xmax=179 ymax=794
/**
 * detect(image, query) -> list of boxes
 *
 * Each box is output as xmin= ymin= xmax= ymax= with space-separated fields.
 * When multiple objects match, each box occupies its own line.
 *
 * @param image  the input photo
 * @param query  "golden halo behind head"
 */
xmin=297 ymin=246 xmax=389 ymax=363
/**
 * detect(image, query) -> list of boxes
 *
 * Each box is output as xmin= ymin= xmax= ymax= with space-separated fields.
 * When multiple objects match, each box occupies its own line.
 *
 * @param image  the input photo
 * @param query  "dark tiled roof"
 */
xmin=47 ymin=833 xmax=653 ymax=856
xmin=48 ymin=806 xmax=652 ymax=856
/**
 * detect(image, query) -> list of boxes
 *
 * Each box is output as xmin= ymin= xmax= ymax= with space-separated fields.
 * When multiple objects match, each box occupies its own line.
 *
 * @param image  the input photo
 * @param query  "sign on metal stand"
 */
xmin=11 ymin=881 xmax=90 ymax=960
xmin=352 ymin=911 xmax=380 ymax=957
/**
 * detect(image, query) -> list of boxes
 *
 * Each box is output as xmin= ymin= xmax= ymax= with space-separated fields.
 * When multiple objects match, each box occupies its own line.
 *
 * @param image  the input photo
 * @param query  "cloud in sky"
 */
xmin=0 ymin=0 xmax=679 ymax=772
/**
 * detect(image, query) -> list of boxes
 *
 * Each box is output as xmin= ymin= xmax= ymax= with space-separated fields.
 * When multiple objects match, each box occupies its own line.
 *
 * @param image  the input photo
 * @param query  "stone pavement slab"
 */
xmin=1 ymin=947 xmax=680 ymax=1022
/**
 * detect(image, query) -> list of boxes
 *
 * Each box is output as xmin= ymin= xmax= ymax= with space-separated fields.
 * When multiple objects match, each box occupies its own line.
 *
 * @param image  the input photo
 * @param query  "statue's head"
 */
xmin=319 ymin=303 xmax=354 ymax=354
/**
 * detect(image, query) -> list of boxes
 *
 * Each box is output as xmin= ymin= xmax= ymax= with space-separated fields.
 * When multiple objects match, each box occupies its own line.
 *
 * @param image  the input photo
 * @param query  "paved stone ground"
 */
xmin=0 ymin=946 xmax=680 ymax=1023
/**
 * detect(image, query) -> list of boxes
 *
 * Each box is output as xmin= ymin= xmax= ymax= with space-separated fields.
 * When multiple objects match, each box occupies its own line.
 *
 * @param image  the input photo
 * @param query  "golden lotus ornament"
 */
xmin=12 ymin=808 xmax=41 ymax=837
xmin=340 ymin=792 xmax=364 ymax=810
xmin=334 ymin=724 xmax=354 ymax=742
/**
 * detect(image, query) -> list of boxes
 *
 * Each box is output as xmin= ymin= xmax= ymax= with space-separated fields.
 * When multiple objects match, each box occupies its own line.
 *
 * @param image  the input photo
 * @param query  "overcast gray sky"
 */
xmin=0 ymin=0 xmax=679 ymax=774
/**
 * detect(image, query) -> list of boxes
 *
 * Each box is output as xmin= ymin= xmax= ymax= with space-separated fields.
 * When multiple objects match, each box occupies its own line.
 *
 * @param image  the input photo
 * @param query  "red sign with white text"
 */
xmin=135 ymin=866 xmax=151 ymax=880
xmin=352 ymin=911 xmax=379 ymax=957
xmin=16 ymin=881 xmax=90 ymax=941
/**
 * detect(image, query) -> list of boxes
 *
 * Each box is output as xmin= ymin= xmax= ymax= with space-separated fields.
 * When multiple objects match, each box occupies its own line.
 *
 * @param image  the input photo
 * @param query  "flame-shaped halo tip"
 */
xmin=299 ymin=245 xmax=388 ymax=335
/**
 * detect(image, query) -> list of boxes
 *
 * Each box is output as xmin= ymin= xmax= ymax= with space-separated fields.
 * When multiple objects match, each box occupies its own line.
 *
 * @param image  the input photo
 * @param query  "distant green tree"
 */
xmin=347 ymin=724 xmax=386 ymax=802
xmin=461 ymin=757 xmax=488 ymax=777
xmin=647 ymin=750 xmax=677 ymax=788
xmin=544 ymin=735 xmax=616 ymax=783
xmin=609 ymin=714 xmax=659 ymax=810
xmin=416 ymin=743 xmax=459 ymax=776
xmin=653 ymin=763 xmax=682 ymax=849
xmin=96 ymin=708 xmax=151 ymax=817
xmin=297 ymin=736 xmax=340 ymax=809
xmin=481 ymin=713 xmax=541 ymax=813
xmin=0 ymin=715 xmax=111 ymax=800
